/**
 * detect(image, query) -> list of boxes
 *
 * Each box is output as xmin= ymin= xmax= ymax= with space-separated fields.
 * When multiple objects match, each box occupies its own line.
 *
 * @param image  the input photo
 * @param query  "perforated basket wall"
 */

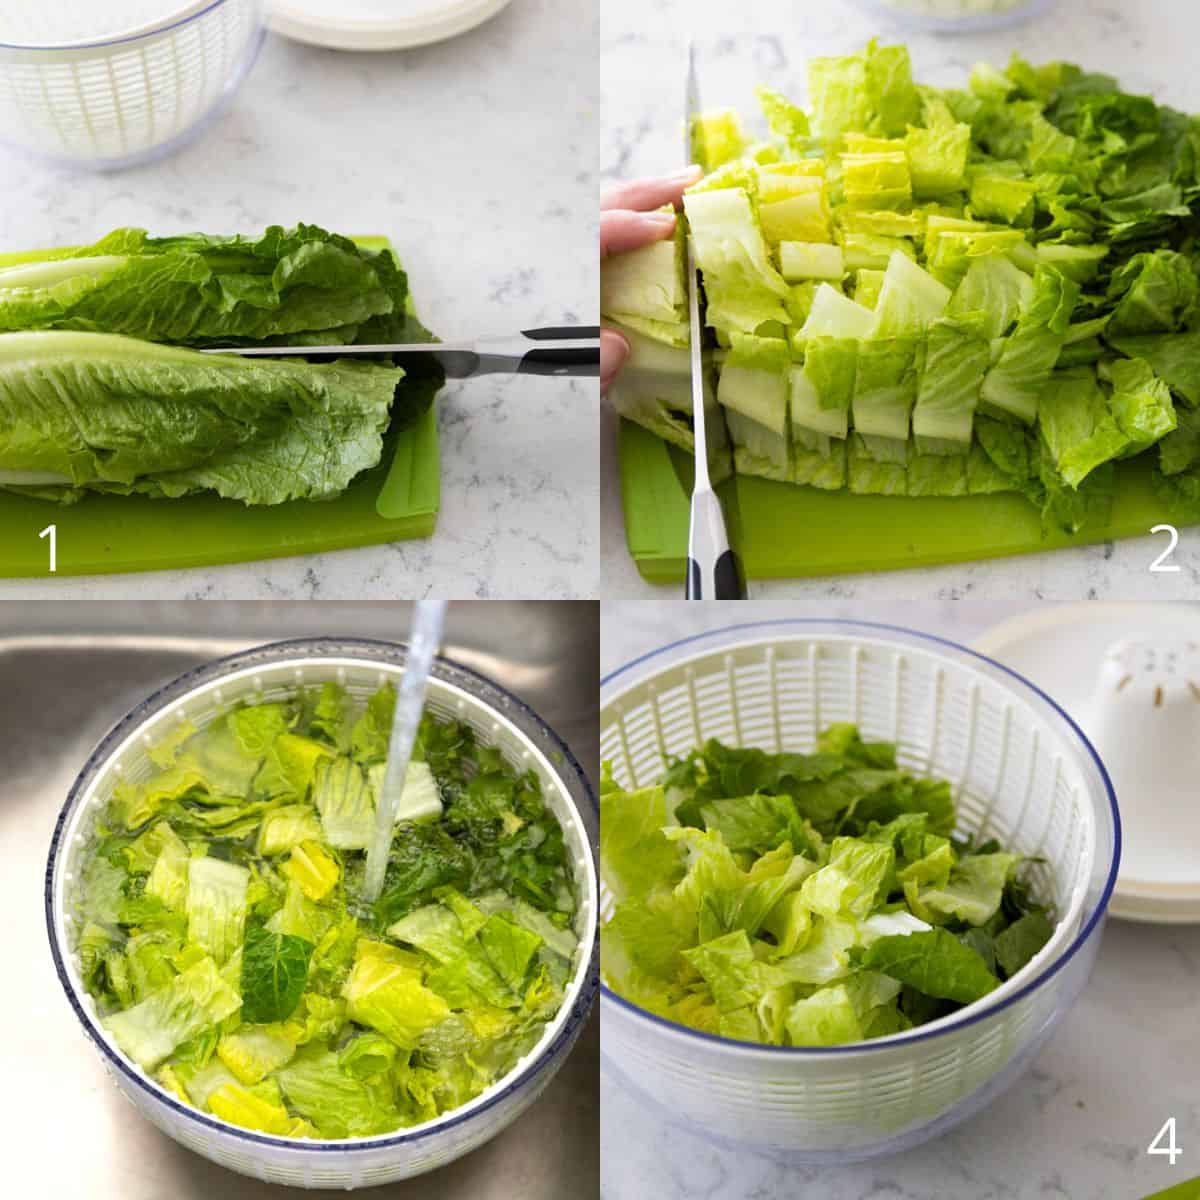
xmin=0 ymin=0 xmax=264 ymax=168
xmin=599 ymin=622 xmax=1117 ymax=1161
xmin=47 ymin=639 xmax=599 ymax=1189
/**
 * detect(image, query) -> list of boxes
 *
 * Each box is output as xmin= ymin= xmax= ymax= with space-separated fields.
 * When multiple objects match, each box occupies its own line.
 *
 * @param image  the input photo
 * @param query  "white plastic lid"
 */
xmin=976 ymin=603 xmax=1200 ymax=924
xmin=267 ymin=0 xmax=511 ymax=51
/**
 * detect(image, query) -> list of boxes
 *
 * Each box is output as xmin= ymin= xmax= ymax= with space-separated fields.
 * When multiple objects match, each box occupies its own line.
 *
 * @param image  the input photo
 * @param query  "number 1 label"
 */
xmin=38 ymin=523 xmax=56 ymax=573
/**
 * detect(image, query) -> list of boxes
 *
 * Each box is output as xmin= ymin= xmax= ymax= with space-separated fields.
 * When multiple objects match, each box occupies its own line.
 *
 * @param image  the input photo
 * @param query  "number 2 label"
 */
xmin=38 ymin=523 xmax=56 ymax=573
xmin=1150 ymin=524 xmax=1181 ymax=574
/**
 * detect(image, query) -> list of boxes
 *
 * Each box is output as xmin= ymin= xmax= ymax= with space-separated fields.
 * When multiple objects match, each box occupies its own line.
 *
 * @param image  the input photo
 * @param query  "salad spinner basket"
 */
xmin=0 ymin=0 xmax=265 ymax=169
xmin=46 ymin=638 xmax=599 ymax=1189
xmin=599 ymin=620 xmax=1119 ymax=1162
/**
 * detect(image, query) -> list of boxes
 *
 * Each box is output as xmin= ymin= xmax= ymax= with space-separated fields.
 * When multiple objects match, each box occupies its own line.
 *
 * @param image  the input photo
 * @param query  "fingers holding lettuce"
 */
xmin=600 ymin=166 xmax=702 ymax=392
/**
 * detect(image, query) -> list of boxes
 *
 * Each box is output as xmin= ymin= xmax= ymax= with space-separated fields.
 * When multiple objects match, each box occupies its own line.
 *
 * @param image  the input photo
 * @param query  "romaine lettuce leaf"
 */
xmin=0 ymin=332 xmax=400 ymax=505
xmin=855 ymin=928 xmax=999 ymax=1003
xmin=276 ymin=1047 xmax=400 ymax=1138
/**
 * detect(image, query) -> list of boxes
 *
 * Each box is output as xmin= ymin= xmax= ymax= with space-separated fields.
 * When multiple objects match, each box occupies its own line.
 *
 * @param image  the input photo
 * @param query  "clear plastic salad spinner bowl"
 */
xmin=0 ymin=0 xmax=266 ymax=170
xmin=46 ymin=638 xmax=598 ymax=1189
xmin=599 ymin=620 xmax=1118 ymax=1163
xmin=852 ymin=0 xmax=1056 ymax=33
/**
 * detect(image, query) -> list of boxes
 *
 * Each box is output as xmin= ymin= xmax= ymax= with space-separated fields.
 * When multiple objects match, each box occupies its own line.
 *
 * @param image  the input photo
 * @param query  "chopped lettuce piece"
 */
xmin=103 ymin=956 xmax=241 ymax=1071
xmin=1038 ymin=367 xmax=1132 ymax=488
xmin=256 ymin=805 xmax=323 ymax=857
xmin=808 ymin=40 xmax=920 ymax=144
xmin=314 ymin=756 xmax=375 ymax=850
xmin=682 ymin=188 xmax=791 ymax=334
xmin=185 ymin=858 xmax=249 ymax=966
xmin=217 ymin=1026 xmax=297 ymax=1086
xmin=853 ymin=337 xmax=921 ymax=440
xmin=780 ymin=242 xmax=845 ymax=282
xmin=280 ymin=840 xmax=340 ymax=902
xmin=342 ymin=956 xmax=450 ymax=1050
xmin=981 ymin=266 xmax=1079 ymax=424
xmin=396 ymin=761 xmax=443 ymax=824
xmin=276 ymin=1048 xmax=400 ymax=1138
xmin=690 ymin=109 xmax=747 ymax=173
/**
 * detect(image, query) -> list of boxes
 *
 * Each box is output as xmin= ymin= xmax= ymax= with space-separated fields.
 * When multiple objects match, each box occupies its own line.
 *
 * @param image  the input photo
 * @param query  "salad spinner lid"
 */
xmin=975 ymin=603 xmax=1200 ymax=925
xmin=267 ymin=0 xmax=511 ymax=50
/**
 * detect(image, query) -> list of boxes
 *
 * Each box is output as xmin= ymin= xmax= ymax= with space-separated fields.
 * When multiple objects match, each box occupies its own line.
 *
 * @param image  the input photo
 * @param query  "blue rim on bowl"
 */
xmin=599 ymin=618 xmax=1121 ymax=1058
xmin=46 ymin=636 xmax=600 ymax=1152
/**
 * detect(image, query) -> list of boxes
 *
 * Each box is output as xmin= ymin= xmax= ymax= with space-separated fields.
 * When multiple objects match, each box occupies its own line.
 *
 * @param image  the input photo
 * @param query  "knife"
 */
xmin=684 ymin=41 xmax=746 ymax=601
xmin=200 ymin=326 xmax=600 ymax=378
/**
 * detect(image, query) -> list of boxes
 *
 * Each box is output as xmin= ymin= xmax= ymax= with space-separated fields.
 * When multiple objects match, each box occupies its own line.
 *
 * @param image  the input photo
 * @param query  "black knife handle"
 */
xmin=516 ymin=326 xmax=601 ymax=377
xmin=523 ymin=326 xmax=601 ymax=340
xmin=686 ymin=550 xmax=745 ymax=600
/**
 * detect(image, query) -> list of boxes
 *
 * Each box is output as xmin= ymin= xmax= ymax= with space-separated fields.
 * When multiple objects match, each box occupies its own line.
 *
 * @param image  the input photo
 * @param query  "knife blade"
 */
xmin=683 ymin=40 xmax=746 ymax=601
xmin=198 ymin=326 xmax=600 ymax=379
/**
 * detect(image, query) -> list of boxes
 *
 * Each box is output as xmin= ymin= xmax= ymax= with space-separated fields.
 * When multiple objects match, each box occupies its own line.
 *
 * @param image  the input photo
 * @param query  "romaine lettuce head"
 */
xmin=0 ymin=224 xmax=441 ymax=506
xmin=0 ymin=224 xmax=408 ymax=346
xmin=0 ymin=332 xmax=401 ymax=505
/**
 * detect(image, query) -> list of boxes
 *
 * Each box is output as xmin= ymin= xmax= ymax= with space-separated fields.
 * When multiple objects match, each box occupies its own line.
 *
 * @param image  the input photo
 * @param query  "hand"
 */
xmin=600 ymin=166 xmax=702 ymax=393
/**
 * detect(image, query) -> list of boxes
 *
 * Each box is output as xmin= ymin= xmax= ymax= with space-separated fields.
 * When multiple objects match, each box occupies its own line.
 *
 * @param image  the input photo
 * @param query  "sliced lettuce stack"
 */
xmin=601 ymin=215 xmax=732 ymax=483
xmin=76 ymin=684 xmax=578 ymax=1138
xmin=600 ymin=725 xmax=1054 ymax=1047
xmin=601 ymin=40 xmax=1200 ymax=529
xmin=0 ymin=224 xmax=440 ymax=506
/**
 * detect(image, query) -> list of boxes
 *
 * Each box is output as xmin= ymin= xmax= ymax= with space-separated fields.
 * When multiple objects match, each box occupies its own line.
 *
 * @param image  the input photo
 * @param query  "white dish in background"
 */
xmin=975 ymin=603 xmax=1200 ymax=925
xmin=268 ymin=0 xmax=511 ymax=50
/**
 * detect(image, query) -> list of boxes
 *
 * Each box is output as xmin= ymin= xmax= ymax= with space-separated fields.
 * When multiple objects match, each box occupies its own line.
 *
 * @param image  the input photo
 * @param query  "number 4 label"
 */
xmin=38 ymin=523 xmax=56 ymax=573
xmin=1149 ymin=1117 xmax=1182 ymax=1166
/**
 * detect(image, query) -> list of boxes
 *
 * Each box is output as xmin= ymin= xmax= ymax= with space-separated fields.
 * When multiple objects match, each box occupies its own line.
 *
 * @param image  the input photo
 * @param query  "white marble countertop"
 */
xmin=600 ymin=0 xmax=1200 ymax=602
xmin=0 ymin=0 xmax=598 ymax=600
xmin=600 ymin=598 xmax=1200 ymax=1200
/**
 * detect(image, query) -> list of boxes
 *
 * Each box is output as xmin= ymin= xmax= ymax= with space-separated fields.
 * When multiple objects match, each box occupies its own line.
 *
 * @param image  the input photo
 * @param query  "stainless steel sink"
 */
xmin=1 ymin=600 xmax=599 ymax=1199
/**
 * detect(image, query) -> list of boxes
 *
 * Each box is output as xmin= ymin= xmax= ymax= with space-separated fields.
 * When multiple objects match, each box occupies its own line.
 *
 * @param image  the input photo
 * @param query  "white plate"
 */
xmin=267 ymin=0 xmax=511 ymax=51
xmin=975 ymin=603 xmax=1200 ymax=924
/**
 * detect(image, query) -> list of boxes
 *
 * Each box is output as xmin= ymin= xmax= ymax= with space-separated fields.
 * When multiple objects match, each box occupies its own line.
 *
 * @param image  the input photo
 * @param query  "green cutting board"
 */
xmin=0 ymin=236 xmax=439 ymax=578
xmin=620 ymin=419 xmax=1190 ymax=584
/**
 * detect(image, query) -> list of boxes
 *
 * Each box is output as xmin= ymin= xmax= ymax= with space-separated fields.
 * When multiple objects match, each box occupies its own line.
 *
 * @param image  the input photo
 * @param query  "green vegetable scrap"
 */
xmin=77 ymin=683 xmax=578 ymax=1138
xmin=600 ymin=40 xmax=1200 ymax=530
xmin=0 ymin=224 xmax=441 ymax=506
xmin=600 ymin=725 xmax=1053 ymax=1047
